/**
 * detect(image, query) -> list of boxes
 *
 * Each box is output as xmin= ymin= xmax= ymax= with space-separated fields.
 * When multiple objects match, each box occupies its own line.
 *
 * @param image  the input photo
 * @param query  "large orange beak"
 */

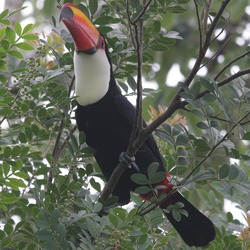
xmin=60 ymin=3 xmax=100 ymax=54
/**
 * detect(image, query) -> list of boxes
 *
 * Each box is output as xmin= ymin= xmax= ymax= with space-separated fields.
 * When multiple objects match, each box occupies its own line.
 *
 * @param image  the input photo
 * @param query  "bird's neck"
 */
xmin=74 ymin=49 xmax=110 ymax=106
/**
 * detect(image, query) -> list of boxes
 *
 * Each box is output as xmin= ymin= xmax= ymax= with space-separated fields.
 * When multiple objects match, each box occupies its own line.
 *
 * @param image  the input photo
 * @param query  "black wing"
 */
xmin=114 ymin=95 xmax=165 ymax=171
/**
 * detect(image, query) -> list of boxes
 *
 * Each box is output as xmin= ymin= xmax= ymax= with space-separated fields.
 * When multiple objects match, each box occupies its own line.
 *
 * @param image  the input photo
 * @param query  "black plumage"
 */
xmin=60 ymin=4 xmax=216 ymax=246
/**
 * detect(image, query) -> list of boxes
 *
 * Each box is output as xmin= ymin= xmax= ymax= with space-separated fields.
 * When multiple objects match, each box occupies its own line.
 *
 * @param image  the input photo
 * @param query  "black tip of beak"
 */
xmin=60 ymin=6 xmax=74 ymax=21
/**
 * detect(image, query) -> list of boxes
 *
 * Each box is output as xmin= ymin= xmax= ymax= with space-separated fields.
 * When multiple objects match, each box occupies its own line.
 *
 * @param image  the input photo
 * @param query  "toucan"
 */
xmin=60 ymin=3 xmax=216 ymax=247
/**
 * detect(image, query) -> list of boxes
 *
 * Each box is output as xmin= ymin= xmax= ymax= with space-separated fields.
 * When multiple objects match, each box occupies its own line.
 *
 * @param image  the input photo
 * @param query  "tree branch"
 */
xmin=214 ymin=51 xmax=250 ymax=81
xmin=47 ymin=74 xmax=76 ymax=190
xmin=190 ymin=68 xmax=250 ymax=103
xmin=194 ymin=0 xmax=203 ymax=52
xmin=100 ymin=0 xmax=149 ymax=201
xmin=99 ymin=0 xmax=236 ymax=204
xmin=180 ymin=110 xmax=250 ymax=185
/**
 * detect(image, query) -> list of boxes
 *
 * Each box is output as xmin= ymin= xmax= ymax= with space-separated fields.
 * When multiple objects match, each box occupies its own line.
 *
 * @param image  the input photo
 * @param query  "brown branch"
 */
xmin=133 ymin=0 xmax=153 ymax=24
xmin=184 ymin=0 xmax=231 ymax=88
xmin=179 ymin=110 xmax=250 ymax=185
xmin=204 ymin=0 xmax=212 ymax=33
xmin=214 ymin=51 xmax=250 ymax=81
xmin=200 ymin=35 xmax=231 ymax=69
xmin=192 ymin=68 xmax=250 ymax=103
xmin=194 ymin=0 xmax=203 ymax=51
xmin=47 ymin=73 xmax=76 ymax=190
xmin=99 ymin=0 xmax=233 ymax=203
xmin=100 ymin=0 xmax=149 ymax=201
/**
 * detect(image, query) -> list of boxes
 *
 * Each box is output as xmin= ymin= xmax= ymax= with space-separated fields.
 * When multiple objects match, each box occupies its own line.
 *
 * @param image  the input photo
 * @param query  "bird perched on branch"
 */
xmin=60 ymin=3 xmax=215 ymax=247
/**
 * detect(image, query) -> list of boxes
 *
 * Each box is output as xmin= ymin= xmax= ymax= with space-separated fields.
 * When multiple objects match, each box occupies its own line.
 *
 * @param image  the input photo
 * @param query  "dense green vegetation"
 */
xmin=0 ymin=0 xmax=250 ymax=249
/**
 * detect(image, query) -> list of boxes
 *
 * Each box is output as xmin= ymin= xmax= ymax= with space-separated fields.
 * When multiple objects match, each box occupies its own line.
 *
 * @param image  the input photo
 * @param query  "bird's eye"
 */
xmin=100 ymin=39 xmax=105 ymax=49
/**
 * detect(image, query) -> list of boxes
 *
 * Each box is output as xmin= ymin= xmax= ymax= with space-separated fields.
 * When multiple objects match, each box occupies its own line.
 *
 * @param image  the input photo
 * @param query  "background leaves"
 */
xmin=0 ymin=0 xmax=250 ymax=249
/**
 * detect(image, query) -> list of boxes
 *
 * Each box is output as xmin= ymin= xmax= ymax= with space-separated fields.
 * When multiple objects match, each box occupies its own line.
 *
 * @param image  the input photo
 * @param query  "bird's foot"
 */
xmin=119 ymin=152 xmax=140 ymax=172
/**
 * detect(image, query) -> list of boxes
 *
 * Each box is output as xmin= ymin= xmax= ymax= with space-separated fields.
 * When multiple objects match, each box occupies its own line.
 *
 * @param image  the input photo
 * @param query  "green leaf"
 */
xmin=177 ymin=147 xmax=188 ymax=156
xmin=22 ymin=33 xmax=38 ymax=40
xmin=147 ymin=162 xmax=159 ymax=178
xmin=0 ymin=88 xmax=7 ymax=96
xmin=5 ymin=27 xmax=15 ymax=44
xmin=196 ymin=121 xmax=209 ymax=129
xmin=177 ymin=157 xmax=188 ymax=166
xmin=4 ymin=223 xmax=13 ymax=235
xmin=15 ymin=42 xmax=34 ymax=50
xmin=150 ymin=43 xmax=169 ymax=51
xmin=134 ymin=185 xmax=151 ymax=194
xmin=94 ymin=16 xmax=120 ymax=25
xmin=0 ymin=60 xmax=7 ymax=70
xmin=191 ymin=109 xmax=206 ymax=118
xmin=0 ymin=9 xmax=9 ymax=20
xmin=1 ymin=39 xmax=10 ymax=50
xmin=191 ymin=81 xmax=201 ymax=98
xmin=3 ymin=161 xmax=10 ymax=177
xmin=90 ymin=177 xmax=101 ymax=192
xmin=0 ymin=193 xmax=18 ymax=204
xmin=149 ymin=172 xmax=166 ymax=184
xmin=89 ymin=0 xmax=98 ymax=16
xmin=206 ymin=106 xmax=215 ymax=116
xmin=176 ymin=133 xmax=189 ymax=145
xmin=127 ymin=76 xmax=137 ymax=92
xmin=6 ymin=178 xmax=26 ymax=189
xmin=219 ymin=164 xmax=230 ymax=179
xmin=243 ymin=132 xmax=250 ymax=140
xmin=194 ymin=139 xmax=211 ymax=152
xmin=210 ymin=120 xmax=221 ymax=128
xmin=202 ymin=93 xmax=217 ymax=103
xmin=4 ymin=146 xmax=12 ymax=158
xmin=22 ymin=23 xmax=33 ymax=34
xmin=86 ymin=217 xmax=98 ymax=238
xmin=0 ymin=19 xmax=10 ymax=25
xmin=131 ymin=173 xmax=149 ymax=185
xmin=167 ymin=6 xmax=187 ymax=13
xmin=11 ymin=145 xmax=21 ymax=157
xmin=0 ymin=26 xmax=5 ymax=40
xmin=70 ymin=134 xmax=79 ymax=150
xmin=108 ymin=213 xmax=118 ymax=227
xmin=8 ymin=50 xmax=23 ymax=59
xmin=93 ymin=202 xmax=102 ymax=213
xmin=156 ymin=129 xmax=174 ymax=146
xmin=37 ymin=107 xmax=47 ymax=120
xmin=35 ymin=230 xmax=54 ymax=241
xmin=14 ymin=172 xmax=29 ymax=179
xmin=51 ymin=209 xmax=61 ymax=225
xmin=200 ymin=78 xmax=214 ymax=92
xmin=228 ymin=164 xmax=239 ymax=180
xmin=14 ymin=22 xmax=22 ymax=36
xmin=52 ymin=15 xmax=56 ymax=27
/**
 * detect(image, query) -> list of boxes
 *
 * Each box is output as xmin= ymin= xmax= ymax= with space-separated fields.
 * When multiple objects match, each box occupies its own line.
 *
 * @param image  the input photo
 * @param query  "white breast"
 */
xmin=74 ymin=49 xmax=110 ymax=106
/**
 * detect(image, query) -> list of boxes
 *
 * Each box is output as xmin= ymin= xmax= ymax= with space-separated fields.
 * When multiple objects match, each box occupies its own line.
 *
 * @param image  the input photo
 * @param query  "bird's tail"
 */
xmin=141 ymin=174 xmax=216 ymax=247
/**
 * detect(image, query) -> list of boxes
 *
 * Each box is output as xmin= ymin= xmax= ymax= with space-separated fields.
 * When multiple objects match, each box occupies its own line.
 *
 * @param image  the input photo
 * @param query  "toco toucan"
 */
xmin=60 ymin=3 xmax=216 ymax=247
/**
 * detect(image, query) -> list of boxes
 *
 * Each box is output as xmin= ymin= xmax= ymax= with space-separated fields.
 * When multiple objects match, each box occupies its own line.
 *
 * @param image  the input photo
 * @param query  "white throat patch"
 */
xmin=74 ymin=49 xmax=110 ymax=106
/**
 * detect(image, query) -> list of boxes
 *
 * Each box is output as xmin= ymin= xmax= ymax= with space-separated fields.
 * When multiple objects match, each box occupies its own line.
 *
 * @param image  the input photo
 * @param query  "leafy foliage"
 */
xmin=0 ymin=0 xmax=250 ymax=249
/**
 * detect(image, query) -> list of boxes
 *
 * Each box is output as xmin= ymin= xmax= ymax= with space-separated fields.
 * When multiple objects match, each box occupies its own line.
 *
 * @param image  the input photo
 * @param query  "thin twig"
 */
xmin=180 ymin=110 xmax=250 ymax=184
xmin=99 ymin=0 xmax=234 ymax=203
xmin=47 ymin=73 xmax=76 ymax=190
xmin=204 ymin=0 xmax=212 ymax=33
xmin=133 ymin=0 xmax=153 ymax=24
xmin=47 ymin=117 xmax=65 ymax=190
xmin=129 ymin=21 xmax=144 ymax=146
xmin=100 ymin=0 xmax=150 ymax=201
xmin=184 ymin=0 xmax=231 ymax=88
xmin=194 ymin=0 xmax=203 ymax=51
xmin=200 ymin=35 xmax=231 ymax=69
xmin=215 ymin=51 xmax=250 ymax=80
